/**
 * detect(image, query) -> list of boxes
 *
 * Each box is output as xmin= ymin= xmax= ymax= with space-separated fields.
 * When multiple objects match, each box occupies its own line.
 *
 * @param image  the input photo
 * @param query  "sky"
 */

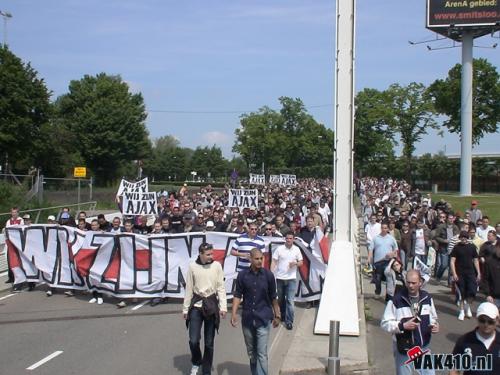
xmin=2 ymin=0 xmax=499 ymax=158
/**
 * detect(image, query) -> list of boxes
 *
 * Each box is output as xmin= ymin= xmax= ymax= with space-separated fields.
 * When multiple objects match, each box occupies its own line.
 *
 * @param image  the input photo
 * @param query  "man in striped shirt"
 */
xmin=231 ymin=223 xmax=265 ymax=271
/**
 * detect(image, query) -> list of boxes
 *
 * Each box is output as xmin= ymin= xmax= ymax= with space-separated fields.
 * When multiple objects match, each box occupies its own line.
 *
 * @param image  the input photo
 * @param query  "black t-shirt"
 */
xmin=169 ymin=214 xmax=183 ymax=233
xmin=452 ymin=329 xmax=500 ymax=375
xmin=451 ymin=243 xmax=478 ymax=276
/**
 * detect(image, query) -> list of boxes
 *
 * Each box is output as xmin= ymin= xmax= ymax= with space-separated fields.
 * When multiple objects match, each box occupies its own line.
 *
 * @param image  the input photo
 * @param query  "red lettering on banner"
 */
xmin=135 ymin=249 xmax=150 ymax=270
xmin=103 ymin=250 xmax=120 ymax=280
xmin=319 ymin=236 xmax=330 ymax=263
xmin=6 ymin=239 xmax=21 ymax=268
xmin=73 ymin=249 xmax=97 ymax=277
xmin=298 ymin=253 xmax=311 ymax=283
xmin=212 ymin=249 xmax=226 ymax=265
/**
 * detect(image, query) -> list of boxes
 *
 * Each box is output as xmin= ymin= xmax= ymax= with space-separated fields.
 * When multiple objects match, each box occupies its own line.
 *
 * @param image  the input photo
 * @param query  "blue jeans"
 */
xmin=393 ymin=341 xmax=435 ymax=375
xmin=276 ymin=279 xmax=297 ymax=325
xmin=373 ymin=260 xmax=389 ymax=295
xmin=242 ymin=322 xmax=271 ymax=375
xmin=436 ymin=252 xmax=449 ymax=281
xmin=188 ymin=308 xmax=216 ymax=375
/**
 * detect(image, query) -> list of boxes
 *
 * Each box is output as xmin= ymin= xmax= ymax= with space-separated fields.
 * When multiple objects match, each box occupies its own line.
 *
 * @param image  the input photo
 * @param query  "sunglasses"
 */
xmin=200 ymin=243 xmax=213 ymax=250
xmin=478 ymin=316 xmax=496 ymax=325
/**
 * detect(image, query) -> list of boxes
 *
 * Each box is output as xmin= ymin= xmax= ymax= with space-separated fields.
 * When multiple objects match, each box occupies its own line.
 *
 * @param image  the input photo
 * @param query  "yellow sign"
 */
xmin=73 ymin=167 xmax=87 ymax=178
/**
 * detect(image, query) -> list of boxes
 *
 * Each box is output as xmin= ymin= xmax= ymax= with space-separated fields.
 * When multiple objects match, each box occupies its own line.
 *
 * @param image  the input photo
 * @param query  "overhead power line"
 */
xmin=146 ymin=103 xmax=332 ymax=114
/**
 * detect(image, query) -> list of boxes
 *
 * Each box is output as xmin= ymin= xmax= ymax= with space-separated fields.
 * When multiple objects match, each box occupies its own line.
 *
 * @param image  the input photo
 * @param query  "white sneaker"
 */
xmin=458 ymin=310 xmax=465 ymax=321
xmin=64 ymin=290 xmax=74 ymax=297
xmin=97 ymin=297 xmax=103 ymax=305
xmin=190 ymin=365 xmax=199 ymax=375
xmin=117 ymin=301 xmax=127 ymax=308
xmin=465 ymin=305 xmax=472 ymax=318
xmin=46 ymin=290 xmax=53 ymax=297
xmin=89 ymin=298 xmax=97 ymax=304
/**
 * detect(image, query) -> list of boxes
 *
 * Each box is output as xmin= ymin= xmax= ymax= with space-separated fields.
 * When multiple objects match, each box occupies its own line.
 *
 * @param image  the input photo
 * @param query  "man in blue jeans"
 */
xmin=271 ymin=232 xmax=303 ymax=330
xmin=231 ymin=248 xmax=281 ymax=375
xmin=435 ymin=213 xmax=459 ymax=284
xmin=183 ymin=243 xmax=227 ymax=375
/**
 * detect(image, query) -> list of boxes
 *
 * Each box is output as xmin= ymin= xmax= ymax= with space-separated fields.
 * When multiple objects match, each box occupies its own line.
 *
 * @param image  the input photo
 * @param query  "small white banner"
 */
xmin=249 ymin=173 xmax=265 ymax=185
xmin=116 ymin=178 xmax=149 ymax=197
xmin=269 ymin=175 xmax=280 ymax=184
xmin=228 ymin=189 xmax=258 ymax=209
xmin=280 ymin=174 xmax=297 ymax=186
xmin=122 ymin=191 xmax=158 ymax=216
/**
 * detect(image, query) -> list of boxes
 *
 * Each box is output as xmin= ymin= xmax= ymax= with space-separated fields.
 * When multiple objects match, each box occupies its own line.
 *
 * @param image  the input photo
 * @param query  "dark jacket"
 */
xmin=484 ymin=252 xmax=500 ymax=298
xmin=434 ymin=223 xmax=460 ymax=253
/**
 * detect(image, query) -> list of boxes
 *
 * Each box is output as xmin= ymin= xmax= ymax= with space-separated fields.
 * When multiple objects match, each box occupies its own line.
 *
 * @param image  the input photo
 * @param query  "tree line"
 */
xmin=1 ymin=45 xmax=499 ymax=186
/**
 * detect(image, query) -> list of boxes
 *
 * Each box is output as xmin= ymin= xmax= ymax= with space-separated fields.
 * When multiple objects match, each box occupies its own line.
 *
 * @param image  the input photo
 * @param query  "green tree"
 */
xmin=428 ymin=58 xmax=500 ymax=144
xmin=233 ymin=97 xmax=334 ymax=174
xmin=0 ymin=47 xmax=51 ymax=172
xmin=189 ymin=146 xmax=229 ymax=180
xmin=384 ymin=83 xmax=437 ymax=181
xmin=354 ymin=88 xmax=395 ymax=175
xmin=55 ymin=73 xmax=150 ymax=185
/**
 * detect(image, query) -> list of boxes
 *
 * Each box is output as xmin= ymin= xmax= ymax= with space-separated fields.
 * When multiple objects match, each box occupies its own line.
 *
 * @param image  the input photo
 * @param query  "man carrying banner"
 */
xmin=183 ymin=243 xmax=227 ymax=375
xmin=271 ymin=232 xmax=303 ymax=330
xmin=231 ymin=223 xmax=265 ymax=271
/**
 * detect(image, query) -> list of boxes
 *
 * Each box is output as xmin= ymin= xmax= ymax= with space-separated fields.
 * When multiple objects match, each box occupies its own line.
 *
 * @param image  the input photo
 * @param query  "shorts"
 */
xmin=456 ymin=273 xmax=477 ymax=300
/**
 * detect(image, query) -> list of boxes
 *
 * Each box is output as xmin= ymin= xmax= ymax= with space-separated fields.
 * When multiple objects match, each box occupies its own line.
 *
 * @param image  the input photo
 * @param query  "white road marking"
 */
xmin=269 ymin=324 xmax=284 ymax=355
xmin=131 ymin=300 xmax=150 ymax=311
xmin=0 ymin=293 xmax=15 ymax=301
xmin=26 ymin=351 xmax=64 ymax=370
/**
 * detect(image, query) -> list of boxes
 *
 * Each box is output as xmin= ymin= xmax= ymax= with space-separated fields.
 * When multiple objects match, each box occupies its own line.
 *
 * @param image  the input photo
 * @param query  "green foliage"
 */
xmin=384 ymin=82 xmax=437 ymax=180
xmin=189 ymin=146 xmax=229 ymax=179
xmin=0 ymin=46 xmax=52 ymax=172
xmin=428 ymin=58 xmax=500 ymax=144
xmin=354 ymin=88 xmax=395 ymax=172
xmin=233 ymin=97 xmax=334 ymax=173
xmin=54 ymin=73 xmax=151 ymax=185
xmin=0 ymin=181 xmax=26 ymax=213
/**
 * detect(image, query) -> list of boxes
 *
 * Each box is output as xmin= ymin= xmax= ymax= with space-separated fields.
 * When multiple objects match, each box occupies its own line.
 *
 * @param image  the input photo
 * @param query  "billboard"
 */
xmin=427 ymin=0 xmax=500 ymax=28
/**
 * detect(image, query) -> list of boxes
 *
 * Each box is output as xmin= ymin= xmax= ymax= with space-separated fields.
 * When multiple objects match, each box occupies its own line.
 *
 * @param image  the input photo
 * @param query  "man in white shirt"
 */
xmin=271 ymin=233 xmax=303 ymax=330
xmin=476 ymin=216 xmax=494 ymax=241
xmin=365 ymin=214 xmax=381 ymax=250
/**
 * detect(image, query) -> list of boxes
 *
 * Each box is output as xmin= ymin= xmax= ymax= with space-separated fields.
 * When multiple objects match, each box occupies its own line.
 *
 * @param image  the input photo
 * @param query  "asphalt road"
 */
xmin=0 ymin=285 xmax=297 ymax=375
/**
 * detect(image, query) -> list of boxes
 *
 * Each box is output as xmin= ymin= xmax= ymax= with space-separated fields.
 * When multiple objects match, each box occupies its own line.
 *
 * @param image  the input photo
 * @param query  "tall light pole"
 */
xmin=0 ymin=10 xmax=12 ymax=47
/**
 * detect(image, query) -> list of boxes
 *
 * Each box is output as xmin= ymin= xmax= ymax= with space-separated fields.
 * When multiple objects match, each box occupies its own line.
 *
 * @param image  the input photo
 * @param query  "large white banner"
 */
xmin=5 ymin=226 xmax=330 ymax=301
xmin=269 ymin=175 xmax=280 ymax=184
xmin=116 ymin=178 xmax=149 ymax=197
xmin=228 ymin=189 xmax=258 ymax=209
xmin=249 ymin=173 xmax=265 ymax=185
xmin=122 ymin=191 xmax=158 ymax=216
xmin=280 ymin=174 xmax=297 ymax=186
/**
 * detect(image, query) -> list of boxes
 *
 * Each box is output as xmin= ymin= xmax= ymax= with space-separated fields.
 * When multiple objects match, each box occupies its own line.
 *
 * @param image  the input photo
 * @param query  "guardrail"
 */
xmin=0 ymin=201 xmax=97 ymax=227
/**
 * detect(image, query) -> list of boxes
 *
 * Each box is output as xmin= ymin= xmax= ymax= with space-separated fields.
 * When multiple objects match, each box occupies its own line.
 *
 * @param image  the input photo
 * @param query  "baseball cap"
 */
xmin=48 ymin=215 xmax=56 ymax=221
xmin=206 ymin=220 xmax=215 ymax=228
xmin=476 ymin=302 xmax=499 ymax=319
xmin=23 ymin=214 xmax=31 ymax=219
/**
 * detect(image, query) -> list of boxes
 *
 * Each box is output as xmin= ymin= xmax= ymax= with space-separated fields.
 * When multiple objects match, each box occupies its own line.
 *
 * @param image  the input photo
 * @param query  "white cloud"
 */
xmin=202 ymin=131 xmax=232 ymax=145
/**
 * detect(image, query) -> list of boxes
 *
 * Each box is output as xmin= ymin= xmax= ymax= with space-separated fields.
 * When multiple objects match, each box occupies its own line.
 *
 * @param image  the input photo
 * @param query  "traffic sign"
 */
xmin=73 ymin=167 xmax=87 ymax=178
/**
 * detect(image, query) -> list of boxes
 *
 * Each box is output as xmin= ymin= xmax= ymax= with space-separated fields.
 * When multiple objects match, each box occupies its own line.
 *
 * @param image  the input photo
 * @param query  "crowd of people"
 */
xmin=2 ymin=179 xmax=333 ymax=375
xmin=358 ymin=177 xmax=500 ymax=374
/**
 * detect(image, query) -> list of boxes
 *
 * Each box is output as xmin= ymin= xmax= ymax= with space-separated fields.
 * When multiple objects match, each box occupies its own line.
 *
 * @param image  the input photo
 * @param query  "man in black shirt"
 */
xmin=451 ymin=302 xmax=499 ymax=375
xmin=450 ymin=231 xmax=481 ymax=321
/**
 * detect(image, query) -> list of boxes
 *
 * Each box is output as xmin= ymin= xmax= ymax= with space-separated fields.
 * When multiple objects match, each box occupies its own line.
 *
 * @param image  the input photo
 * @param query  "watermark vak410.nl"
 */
xmin=405 ymin=346 xmax=492 ymax=372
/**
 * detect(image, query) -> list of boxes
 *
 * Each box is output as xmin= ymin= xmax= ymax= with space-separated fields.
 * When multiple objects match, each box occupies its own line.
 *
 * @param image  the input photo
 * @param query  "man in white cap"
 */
xmin=451 ymin=301 xmax=499 ymax=375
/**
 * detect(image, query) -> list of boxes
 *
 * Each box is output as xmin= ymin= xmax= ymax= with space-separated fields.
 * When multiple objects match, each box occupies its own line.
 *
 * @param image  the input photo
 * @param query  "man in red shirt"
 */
xmin=4 ymin=207 xmax=24 ymax=285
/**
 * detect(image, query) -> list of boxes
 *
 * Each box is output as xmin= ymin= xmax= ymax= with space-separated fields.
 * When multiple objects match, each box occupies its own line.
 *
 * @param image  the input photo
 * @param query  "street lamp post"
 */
xmin=0 ymin=10 xmax=12 ymax=47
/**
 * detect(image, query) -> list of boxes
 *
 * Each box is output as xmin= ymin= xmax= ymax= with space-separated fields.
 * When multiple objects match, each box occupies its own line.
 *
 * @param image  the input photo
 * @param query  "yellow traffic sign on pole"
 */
xmin=73 ymin=167 xmax=87 ymax=178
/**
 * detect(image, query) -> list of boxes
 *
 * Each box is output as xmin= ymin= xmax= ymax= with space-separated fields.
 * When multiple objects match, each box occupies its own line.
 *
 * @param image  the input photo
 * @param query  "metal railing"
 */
xmin=0 ymin=201 xmax=97 ymax=227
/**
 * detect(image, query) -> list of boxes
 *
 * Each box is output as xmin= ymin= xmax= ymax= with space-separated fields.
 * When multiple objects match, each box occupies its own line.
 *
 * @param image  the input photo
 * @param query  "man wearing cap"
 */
xmin=450 ymin=231 xmax=481 ymax=321
xmin=466 ymin=200 xmax=483 ymax=228
xmin=451 ymin=301 xmax=499 ymax=375
xmin=22 ymin=214 xmax=32 ymax=226
xmin=47 ymin=215 xmax=57 ymax=224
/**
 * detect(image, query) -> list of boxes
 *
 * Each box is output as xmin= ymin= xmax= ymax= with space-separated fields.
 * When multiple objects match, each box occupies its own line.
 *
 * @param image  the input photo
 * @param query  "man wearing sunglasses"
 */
xmin=451 ymin=302 xmax=499 ymax=375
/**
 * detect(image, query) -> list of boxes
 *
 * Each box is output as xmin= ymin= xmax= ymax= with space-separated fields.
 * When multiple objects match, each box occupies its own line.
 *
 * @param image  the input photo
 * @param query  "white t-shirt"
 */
xmin=272 ymin=244 xmax=303 ymax=280
xmin=476 ymin=225 xmax=494 ymax=241
xmin=414 ymin=229 xmax=426 ymax=255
